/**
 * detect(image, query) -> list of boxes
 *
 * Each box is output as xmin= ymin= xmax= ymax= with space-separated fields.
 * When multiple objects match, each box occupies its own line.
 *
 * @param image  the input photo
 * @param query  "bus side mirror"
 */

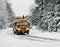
xmin=30 ymin=27 xmax=32 ymax=29
xmin=15 ymin=22 xmax=17 ymax=25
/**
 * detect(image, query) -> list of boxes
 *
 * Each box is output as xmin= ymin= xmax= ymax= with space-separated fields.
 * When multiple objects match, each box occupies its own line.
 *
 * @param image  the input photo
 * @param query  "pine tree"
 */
xmin=0 ymin=0 xmax=15 ymax=29
xmin=30 ymin=0 xmax=60 ymax=32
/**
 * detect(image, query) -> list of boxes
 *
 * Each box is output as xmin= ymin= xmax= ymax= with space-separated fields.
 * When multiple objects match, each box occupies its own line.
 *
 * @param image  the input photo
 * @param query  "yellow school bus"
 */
xmin=13 ymin=19 xmax=30 ymax=35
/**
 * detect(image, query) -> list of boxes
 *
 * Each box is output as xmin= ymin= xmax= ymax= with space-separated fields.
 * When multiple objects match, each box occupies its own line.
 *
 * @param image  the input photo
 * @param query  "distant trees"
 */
xmin=0 ymin=0 xmax=15 ymax=29
xmin=30 ymin=0 xmax=60 ymax=32
xmin=5 ymin=1 xmax=16 ymax=27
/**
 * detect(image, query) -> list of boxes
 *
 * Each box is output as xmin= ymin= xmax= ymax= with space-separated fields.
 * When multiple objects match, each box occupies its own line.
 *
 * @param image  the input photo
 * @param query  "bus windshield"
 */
xmin=16 ymin=22 xmax=28 ymax=26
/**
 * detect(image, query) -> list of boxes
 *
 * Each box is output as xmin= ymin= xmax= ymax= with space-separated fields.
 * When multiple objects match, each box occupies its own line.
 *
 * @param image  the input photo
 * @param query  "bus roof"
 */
xmin=15 ymin=19 xmax=28 ymax=22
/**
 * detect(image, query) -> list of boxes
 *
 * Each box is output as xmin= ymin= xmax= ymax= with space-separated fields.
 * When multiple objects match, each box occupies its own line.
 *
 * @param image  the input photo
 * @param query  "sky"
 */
xmin=10 ymin=0 xmax=35 ymax=17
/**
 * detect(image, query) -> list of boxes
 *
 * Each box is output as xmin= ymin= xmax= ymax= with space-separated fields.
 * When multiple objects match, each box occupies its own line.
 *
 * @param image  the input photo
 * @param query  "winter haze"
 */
xmin=0 ymin=0 xmax=60 ymax=47
xmin=10 ymin=0 xmax=35 ymax=17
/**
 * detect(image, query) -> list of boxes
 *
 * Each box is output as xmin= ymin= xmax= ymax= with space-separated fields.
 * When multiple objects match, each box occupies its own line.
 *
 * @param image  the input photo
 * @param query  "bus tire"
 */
xmin=27 ymin=30 xmax=29 ymax=34
xmin=15 ymin=31 xmax=19 ymax=35
xmin=14 ymin=31 xmax=16 ymax=34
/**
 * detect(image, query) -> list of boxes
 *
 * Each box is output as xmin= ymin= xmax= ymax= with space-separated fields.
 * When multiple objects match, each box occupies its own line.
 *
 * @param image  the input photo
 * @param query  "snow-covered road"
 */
xmin=0 ymin=28 xmax=60 ymax=47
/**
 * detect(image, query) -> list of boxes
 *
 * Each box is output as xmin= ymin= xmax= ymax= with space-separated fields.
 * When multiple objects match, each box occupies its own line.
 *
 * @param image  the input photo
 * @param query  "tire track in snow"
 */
xmin=7 ymin=29 xmax=60 ymax=42
xmin=7 ymin=31 xmax=60 ymax=42
xmin=18 ymin=35 xmax=46 ymax=42
xmin=7 ymin=32 xmax=45 ymax=42
xmin=25 ymin=35 xmax=60 ymax=41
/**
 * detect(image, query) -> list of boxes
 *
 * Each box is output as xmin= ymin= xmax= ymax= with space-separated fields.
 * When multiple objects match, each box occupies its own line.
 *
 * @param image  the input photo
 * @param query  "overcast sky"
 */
xmin=10 ymin=0 xmax=35 ymax=17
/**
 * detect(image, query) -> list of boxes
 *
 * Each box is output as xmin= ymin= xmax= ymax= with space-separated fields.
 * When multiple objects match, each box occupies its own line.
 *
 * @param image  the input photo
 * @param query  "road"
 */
xmin=8 ymin=32 xmax=60 ymax=42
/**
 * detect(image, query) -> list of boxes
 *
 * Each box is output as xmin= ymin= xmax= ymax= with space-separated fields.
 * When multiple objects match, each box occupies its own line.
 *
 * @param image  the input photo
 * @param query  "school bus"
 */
xmin=13 ymin=19 xmax=30 ymax=35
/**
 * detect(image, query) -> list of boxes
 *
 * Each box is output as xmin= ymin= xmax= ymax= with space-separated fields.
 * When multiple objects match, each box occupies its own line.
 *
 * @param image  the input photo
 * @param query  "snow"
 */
xmin=30 ymin=29 xmax=60 ymax=39
xmin=0 ymin=28 xmax=60 ymax=47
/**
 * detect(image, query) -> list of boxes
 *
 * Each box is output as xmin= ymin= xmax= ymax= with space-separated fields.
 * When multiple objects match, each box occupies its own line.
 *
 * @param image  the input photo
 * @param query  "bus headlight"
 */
xmin=17 ymin=28 xmax=21 ymax=30
xmin=26 ymin=28 xmax=29 ymax=30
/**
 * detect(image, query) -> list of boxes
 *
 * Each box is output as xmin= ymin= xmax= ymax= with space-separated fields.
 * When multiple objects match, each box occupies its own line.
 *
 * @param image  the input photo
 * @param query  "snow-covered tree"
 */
xmin=0 ymin=0 xmax=15 ymax=29
xmin=30 ymin=0 xmax=60 ymax=32
xmin=6 ymin=1 xmax=15 ymax=27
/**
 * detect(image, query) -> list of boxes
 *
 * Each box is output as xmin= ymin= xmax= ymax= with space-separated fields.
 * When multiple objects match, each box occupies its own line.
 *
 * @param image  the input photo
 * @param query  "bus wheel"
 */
xmin=14 ymin=31 xmax=16 ymax=34
xmin=27 ymin=30 xmax=29 ymax=34
xmin=15 ymin=31 xmax=19 ymax=35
